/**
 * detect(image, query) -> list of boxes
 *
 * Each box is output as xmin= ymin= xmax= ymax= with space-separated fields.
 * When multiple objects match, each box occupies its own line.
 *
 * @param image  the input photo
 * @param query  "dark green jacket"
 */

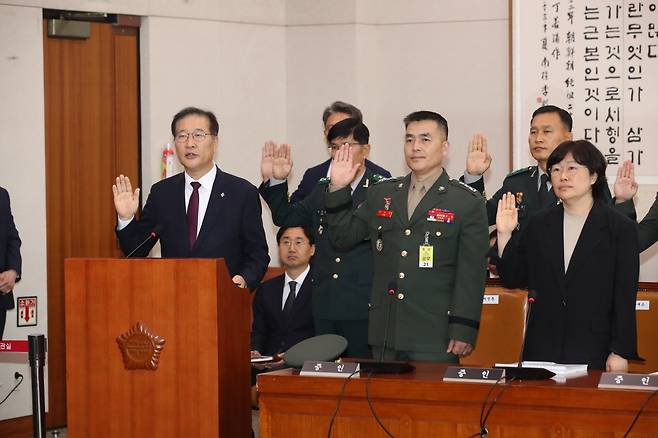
xmin=615 ymin=192 xmax=658 ymax=252
xmin=325 ymin=170 xmax=489 ymax=354
xmin=259 ymin=169 xmax=378 ymax=320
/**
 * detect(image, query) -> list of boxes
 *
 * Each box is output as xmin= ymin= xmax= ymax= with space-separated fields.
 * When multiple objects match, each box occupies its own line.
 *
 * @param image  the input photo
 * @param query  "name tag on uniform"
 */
xmin=419 ymin=231 xmax=434 ymax=268
xmin=419 ymin=245 xmax=433 ymax=268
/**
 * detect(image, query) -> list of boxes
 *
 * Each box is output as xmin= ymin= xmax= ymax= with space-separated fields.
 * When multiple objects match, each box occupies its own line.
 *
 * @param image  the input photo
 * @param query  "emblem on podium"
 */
xmin=116 ymin=321 xmax=166 ymax=370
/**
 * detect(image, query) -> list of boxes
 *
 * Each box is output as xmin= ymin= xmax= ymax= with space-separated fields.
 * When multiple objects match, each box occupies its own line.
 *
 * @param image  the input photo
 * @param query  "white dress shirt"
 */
xmin=281 ymin=264 xmax=310 ymax=310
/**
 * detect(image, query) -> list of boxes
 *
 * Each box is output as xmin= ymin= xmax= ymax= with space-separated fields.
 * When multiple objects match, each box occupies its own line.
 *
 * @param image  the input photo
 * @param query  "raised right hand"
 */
xmin=112 ymin=175 xmax=140 ymax=220
xmin=465 ymin=133 xmax=491 ymax=176
xmin=261 ymin=141 xmax=293 ymax=181
xmin=496 ymin=192 xmax=518 ymax=235
xmin=329 ymin=144 xmax=361 ymax=191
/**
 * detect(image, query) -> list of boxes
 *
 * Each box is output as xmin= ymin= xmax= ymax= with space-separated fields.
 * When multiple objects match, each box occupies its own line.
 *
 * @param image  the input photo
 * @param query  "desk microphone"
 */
xmin=380 ymin=281 xmax=397 ymax=361
xmin=126 ymin=225 xmax=163 ymax=258
xmin=360 ymin=281 xmax=414 ymax=374
xmin=496 ymin=290 xmax=554 ymax=380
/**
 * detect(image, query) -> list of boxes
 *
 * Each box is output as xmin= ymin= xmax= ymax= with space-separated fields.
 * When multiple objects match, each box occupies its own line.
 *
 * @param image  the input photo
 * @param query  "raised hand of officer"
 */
xmin=112 ymin=175 xmax=140 ymax=221
xmin=261 ymin=141 xmax=293 ymax=181
xmin=496 ymin=192 xmax=518 ymax=256
xmin=465 ymin=133 xmax=491 ymax=176
xmin=613 ymin=160 xmax=638 ymax=203
xmin=329 ymin=144 xmax=361 ymax=192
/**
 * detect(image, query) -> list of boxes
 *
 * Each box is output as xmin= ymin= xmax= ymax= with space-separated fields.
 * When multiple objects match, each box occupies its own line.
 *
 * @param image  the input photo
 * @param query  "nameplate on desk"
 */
xmin=482 ymin=294 xmax=499 ymax=305
xmin=598 ymin=372 xmax=658 ymax=391
xmin=443 ymin=366 xmax=504 ymax=384
xmin=636 ymin=300 xmax=650 ymax=311
xmin=300 ymin=361 xmax=360 ymax=378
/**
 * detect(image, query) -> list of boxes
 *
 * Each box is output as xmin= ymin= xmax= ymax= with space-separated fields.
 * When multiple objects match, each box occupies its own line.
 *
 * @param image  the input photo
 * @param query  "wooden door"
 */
xmin=43 ymin=19 xmax=140 ymax=429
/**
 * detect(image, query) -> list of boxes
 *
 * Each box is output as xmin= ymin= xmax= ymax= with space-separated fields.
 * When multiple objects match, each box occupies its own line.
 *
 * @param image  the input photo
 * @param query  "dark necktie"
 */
xmin=538 ymin=173 xmax=549 ymax=208
xmin=187 ymin=181 xmax=201 ymax=249
xmin=283 ymin=281 xmax=297 ymax=316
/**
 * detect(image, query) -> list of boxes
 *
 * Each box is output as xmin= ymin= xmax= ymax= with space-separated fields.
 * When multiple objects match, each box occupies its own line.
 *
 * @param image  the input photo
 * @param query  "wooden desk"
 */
xmin=258 ymin=363 xmax=658 ymax=437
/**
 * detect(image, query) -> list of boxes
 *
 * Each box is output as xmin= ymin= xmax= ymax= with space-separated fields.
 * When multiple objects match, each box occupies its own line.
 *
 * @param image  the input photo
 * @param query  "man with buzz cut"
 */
xmin=463 ymin=105 xmax=633 ymax=234
xmin=324 ymin=111 xmax=489 ymax=362
xmin=290 ymin=101 xmax=390 ymax=203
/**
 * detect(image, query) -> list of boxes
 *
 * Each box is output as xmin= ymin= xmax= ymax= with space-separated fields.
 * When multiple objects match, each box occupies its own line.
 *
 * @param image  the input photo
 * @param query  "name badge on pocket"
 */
xmin=419 ymin=231 xmax=433 ymax=268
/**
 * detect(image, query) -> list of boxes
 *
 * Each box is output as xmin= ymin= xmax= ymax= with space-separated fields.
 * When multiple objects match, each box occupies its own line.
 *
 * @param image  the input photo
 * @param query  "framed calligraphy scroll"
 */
xmin=512 ymin=0 xmax=658 ymax=184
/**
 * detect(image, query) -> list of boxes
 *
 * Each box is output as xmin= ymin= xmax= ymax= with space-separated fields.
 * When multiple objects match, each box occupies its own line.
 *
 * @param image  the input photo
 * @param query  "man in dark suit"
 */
xmin=289 ymin=101 xmax=390 ymax=203
xmin=113 ymin=107 xmax=269 ymax=289
xmin=0 ymin=186 xmax=21 ymax=340
xmin=251 ymin=226 xmax=315 ymax=357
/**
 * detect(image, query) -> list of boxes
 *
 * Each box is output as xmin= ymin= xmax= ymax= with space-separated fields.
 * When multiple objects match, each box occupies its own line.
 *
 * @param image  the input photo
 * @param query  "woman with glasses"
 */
xmin=495 ymin=140 xmax=641 ymax=371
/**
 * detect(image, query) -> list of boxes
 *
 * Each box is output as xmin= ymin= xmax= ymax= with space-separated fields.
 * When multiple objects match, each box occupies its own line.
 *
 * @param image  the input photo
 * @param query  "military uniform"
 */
xmin=325 ymin=170 xmax=489 ymax=362
xmin=468 ymin=165 xmax=619 ymax=233
xmin=259 ymin=168 xmax=384 ymax=358
xmin=615 ymin=192 xmax=658 ymax=252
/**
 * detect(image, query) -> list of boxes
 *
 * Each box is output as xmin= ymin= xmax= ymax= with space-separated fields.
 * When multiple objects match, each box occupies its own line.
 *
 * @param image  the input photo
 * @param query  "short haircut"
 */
xmin=531 ymin=105 xmax=573 ymax=132
xmin=547 ymin=140 xmax=607 ymax=198
xmin=276 ymin=226 xmax=315 ymax=246
xmin=403 ymin=111 xmax=449 ymax=138
xmin=171 ymin=107 xmax=220 ymax=137
xmin=322 ymin=101 xmax=363 ymax=125
xmin=326 ymin=118 xmax=370 ymax=145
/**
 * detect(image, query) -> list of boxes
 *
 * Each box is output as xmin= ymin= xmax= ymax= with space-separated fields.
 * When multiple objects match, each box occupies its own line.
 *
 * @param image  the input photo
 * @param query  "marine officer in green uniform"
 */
xmin=259 ymin=118 xmax=390 ymax=358
xmin=462 ymin=105 xmax=632 ymax=233
xmin=324 ymin=111 xmax=489 ymax=362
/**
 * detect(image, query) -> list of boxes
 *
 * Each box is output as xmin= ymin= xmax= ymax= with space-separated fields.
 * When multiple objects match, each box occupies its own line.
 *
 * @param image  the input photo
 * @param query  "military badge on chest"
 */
xmin=317 ymin=209 xmax=326 ymax=235
xmin=375 ymin=197 xmax=393 ymax=252
xmin=515 ymin=192 xmax=527 ymax=217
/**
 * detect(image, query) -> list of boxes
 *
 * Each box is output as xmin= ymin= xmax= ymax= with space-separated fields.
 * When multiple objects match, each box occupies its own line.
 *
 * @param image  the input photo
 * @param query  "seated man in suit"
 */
xmin=289 ymin=101 xmax=390 ymax=203
xmin=112 ymin=107 xmax=269 ymax=289
xmin=0 ymin=186 xmax=21 ymax=340
xmin=251 ymin=225 xmax=315 ymax=358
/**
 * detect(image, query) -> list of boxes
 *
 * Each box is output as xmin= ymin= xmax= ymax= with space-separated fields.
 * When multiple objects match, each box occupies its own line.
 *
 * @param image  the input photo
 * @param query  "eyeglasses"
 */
xmin=280 ymin=239 xmax=309 ymax=248
xmin=174 ymin=129 xmax=215 ymax=144
xmin=549 ymin=164 xmax=587 ymax=177
xmin=328 ymin=141 xmax=362 ymax=151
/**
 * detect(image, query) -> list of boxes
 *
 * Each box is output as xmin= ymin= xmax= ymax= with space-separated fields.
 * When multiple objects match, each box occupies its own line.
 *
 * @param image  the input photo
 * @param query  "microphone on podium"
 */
xmin=126 ymin=225 xmax=163 ymax=258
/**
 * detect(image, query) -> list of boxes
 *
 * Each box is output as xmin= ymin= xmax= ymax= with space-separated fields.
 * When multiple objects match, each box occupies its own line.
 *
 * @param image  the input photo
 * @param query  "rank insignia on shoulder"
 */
xmin=373 ymin=175 xmax=401 ymax=185
xmin=450 ymin=179 xmax=480 ymax=196
xmin=507 ymin=166 xmax=534 ymax=177
xmin=317 ymin=177 xmax=331 ymax=186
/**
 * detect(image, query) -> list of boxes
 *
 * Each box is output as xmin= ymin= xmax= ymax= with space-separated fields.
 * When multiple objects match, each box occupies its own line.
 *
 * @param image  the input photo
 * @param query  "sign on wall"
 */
xmin=513 ymin=0 xmax=658 ymax=184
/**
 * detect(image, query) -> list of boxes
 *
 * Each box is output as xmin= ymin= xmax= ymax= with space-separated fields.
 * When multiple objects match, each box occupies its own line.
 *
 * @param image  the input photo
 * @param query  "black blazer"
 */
xmin=290 ymin=158 xmax=391 ymax=203
xmin=251 ymin=273 xmax=314 ymax=356
xmin=497 ymin=200 xmax=641 ymax=369
xmin=0 ymin=187 xmax=21 ymax=312
xmin=116 ymin=167 xmax=269 ymax=289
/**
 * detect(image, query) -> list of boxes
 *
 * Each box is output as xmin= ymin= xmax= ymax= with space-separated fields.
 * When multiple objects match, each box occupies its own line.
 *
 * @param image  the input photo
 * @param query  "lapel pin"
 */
xmin=220 ymin=192 xmax=225 ymax=197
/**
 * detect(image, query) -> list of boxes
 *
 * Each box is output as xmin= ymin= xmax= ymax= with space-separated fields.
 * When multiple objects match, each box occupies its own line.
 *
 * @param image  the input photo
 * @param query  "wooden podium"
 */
xmin=64 ymin=258 xmax=251 ymax=437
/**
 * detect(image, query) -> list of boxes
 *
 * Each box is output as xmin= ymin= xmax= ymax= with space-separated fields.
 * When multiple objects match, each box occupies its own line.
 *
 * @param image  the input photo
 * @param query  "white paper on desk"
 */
xmin=495 ymin=361 xmax=588 ymax=381
xmin=251 ymin=356 xmax=274 ymax=363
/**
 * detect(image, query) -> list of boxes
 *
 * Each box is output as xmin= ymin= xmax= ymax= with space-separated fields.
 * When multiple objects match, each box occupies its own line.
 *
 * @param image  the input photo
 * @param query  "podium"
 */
xmin=64 ymin=258 xmax=251 ymax=437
